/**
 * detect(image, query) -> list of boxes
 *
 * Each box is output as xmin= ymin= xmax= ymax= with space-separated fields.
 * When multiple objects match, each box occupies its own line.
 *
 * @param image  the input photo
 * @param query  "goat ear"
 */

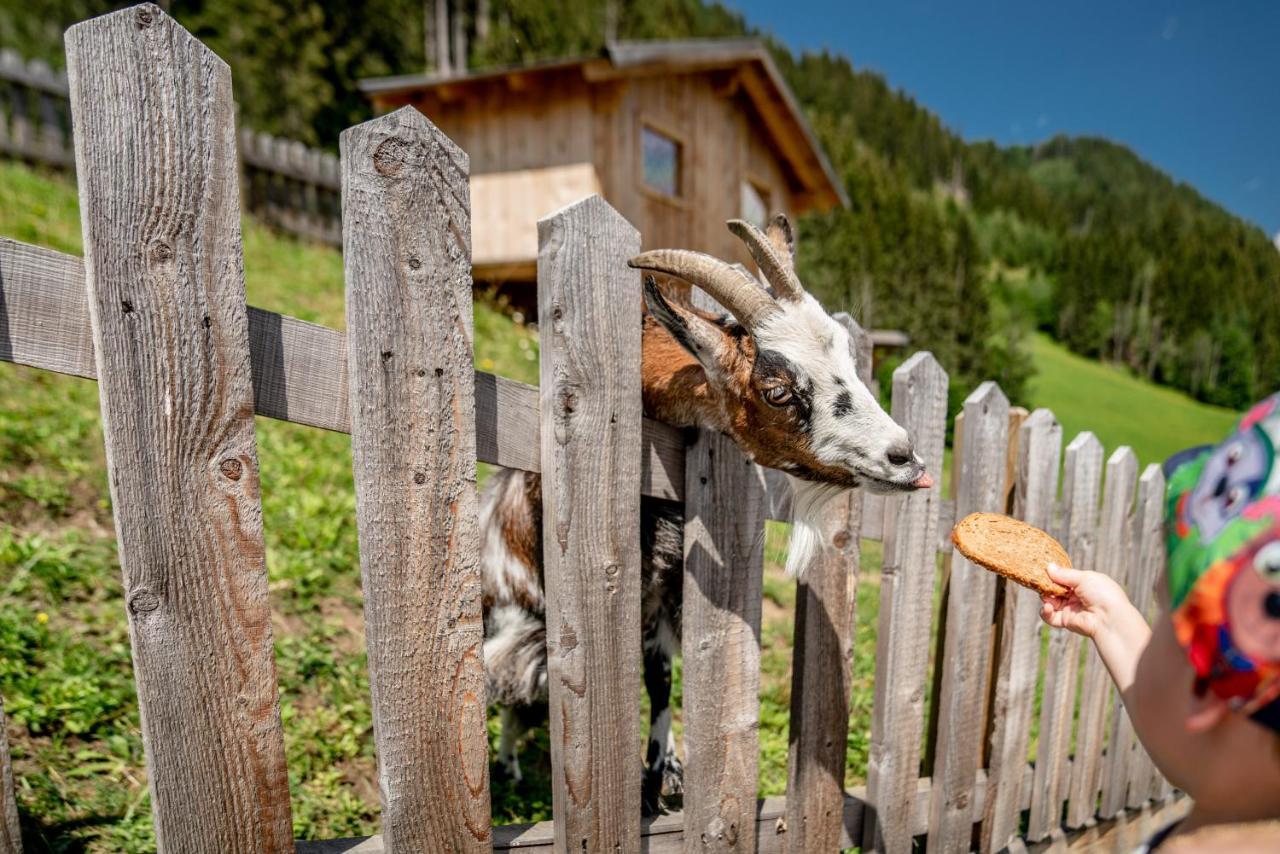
xmin=643 ymin=276 xmax=733 ymax=378
xmin=765 ymin=214 xmax=796 ymax=272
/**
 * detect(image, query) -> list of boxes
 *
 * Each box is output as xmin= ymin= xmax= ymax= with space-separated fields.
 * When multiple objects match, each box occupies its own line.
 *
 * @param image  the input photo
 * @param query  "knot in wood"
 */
xmin=832 ymin=530 xmax=852 ymax=549
xmin=219 ymin=458 xmax=243 ymax=480
xmin=407 ymin=257 xmax=421 ymax=270
xmin=128 ymin=589 xmax=160 ymax=614
xmin=413 ymin=471 xmax=426 ymax=485
xmin=372 ymin=136 xmax=423 ymax=177
xmin=149 ymin=241 xmax=173 ymax=264
xmin=134 ymin=5 xmax=157 ymax=28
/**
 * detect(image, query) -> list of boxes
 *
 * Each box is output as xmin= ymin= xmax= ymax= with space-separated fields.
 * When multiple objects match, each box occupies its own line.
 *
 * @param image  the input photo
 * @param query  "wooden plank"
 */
xmin=1 ymin=695 xmax=19 ymax=854
xmin=300 ymin=766 xmax=1051 ymax=854
xmin=861 ymin=352 xmax=950 ymax=854
xmin=681 ymin=430 xmax=766 ymax=854
xmin=928 ymin=381 xmax=1010 ymax=852
xmin=1066 ymin=447 xmax=1137 ymax=827
xmin=537 ymin=195 xmax=643 ymax=854
xmin=1026 ymin=432 xmax=1104 ymax=840
xmin=0 ymin=237 xmax=687 ymax=502
xmin=64 ymin=6 xmax=293 ymax=851
xmin=982 ymin=409 xmax=1063 ymax=852
xmin=1126 ymin=466 xmax=1168 ymax=808
xmin=783 ymin=315 xmax=870 ymax=853
xmin=341 ymin=106 xmax=491 ymax=851
xmin=1099 ymin=451 xmax=1142 ymax=820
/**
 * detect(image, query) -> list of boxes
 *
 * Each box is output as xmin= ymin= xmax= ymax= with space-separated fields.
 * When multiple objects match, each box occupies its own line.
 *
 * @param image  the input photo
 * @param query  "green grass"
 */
xmin=1026 ymin=332 xmax=1239 ymax=467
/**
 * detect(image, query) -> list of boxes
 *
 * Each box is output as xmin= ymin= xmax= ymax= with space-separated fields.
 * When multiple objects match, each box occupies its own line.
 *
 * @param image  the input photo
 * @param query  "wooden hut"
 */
xmin=359 ymin=40 xmax=848 ymax=306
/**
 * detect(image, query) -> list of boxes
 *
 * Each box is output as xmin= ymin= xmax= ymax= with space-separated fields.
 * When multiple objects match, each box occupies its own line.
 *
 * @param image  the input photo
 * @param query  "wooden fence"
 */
xmin=0 ymin=5 xmax=1186 ymax=852
xmin=0 ymin=45 xmax=341 ymax=246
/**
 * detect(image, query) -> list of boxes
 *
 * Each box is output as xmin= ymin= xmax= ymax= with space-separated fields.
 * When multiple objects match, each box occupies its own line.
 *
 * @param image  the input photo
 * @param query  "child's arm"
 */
xmin=1039 ymin=564 xmax=1151 ymax=694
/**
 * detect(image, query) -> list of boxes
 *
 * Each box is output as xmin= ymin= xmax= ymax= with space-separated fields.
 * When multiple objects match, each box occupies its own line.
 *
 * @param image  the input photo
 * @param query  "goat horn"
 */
xmin=628 ymin=249 xmax=778 ymax=329
xmin=727 ymin=219 xmax=805 ymax=303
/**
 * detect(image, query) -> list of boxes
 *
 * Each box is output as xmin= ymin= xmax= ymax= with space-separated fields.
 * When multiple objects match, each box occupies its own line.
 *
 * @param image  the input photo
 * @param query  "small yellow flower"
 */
xmin=479 ymin=358 xmax=495 ymax=371
xmin=36 ymin=612 xmax=49 ymax=624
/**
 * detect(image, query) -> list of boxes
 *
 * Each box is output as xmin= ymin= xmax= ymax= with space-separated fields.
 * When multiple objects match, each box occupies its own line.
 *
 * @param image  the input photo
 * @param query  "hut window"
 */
xmin=642 ymin=126 xmax=682 ymax=197
xmin=741 ymin=181 xmax=770 ymax=229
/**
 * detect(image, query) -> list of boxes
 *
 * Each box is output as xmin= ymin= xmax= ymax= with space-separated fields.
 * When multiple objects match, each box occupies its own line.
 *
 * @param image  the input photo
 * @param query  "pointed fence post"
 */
xmin=341 ymin=105 xmax=492 ymax=852
xmin=537 ymin=195 xmax=643 ymax=854
xmin=783 ymin=313 xmax=871 ymax=853
xmin=64 ymin=5 xmax=293 ymax=850
xmin=982 ymin=409 xmax=1062 ymax=852
xmin=862 ymin=352 xmax=949 ymax=854
xmin=1027 ymin=432 xmax=1105 ymax=840
xmin=1128 ymin=465 xmax=1168 ymax=808
xmin=928 ymin=381 xmax=1009 ymax=851
xmin=1067 ymin=447 xmax=1138 ymax=826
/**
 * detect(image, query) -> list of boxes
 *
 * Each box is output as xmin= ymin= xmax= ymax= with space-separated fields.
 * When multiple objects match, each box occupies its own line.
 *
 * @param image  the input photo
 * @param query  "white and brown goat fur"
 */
xmin=480 ymin=215 xmax=932 ymax=813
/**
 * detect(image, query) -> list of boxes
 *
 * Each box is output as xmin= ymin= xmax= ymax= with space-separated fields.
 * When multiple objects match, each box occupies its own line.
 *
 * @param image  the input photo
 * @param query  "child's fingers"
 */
xmin=1046 ymin=562 xmax=1085 ymax=588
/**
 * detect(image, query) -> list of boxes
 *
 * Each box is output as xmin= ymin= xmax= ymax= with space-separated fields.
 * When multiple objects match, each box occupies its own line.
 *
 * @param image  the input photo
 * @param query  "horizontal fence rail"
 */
xmin=0 ymin=5 xmax=1183 ymax=852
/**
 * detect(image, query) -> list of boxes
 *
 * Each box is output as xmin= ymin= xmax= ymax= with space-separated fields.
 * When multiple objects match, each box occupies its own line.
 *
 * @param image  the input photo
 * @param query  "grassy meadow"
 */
xmin=0 ymin=160 xmax=1241 ymax=850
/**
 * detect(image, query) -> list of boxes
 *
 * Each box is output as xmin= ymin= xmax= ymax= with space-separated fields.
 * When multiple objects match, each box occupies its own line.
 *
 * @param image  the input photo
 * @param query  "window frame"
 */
xmin=740 ymin=177 xmax=772 ymax=229
xmin=637 ymin=119 xmax=687 ymax=205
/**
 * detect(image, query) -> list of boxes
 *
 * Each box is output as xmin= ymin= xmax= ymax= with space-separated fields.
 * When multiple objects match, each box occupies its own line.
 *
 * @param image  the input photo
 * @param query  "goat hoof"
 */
xmin=661 ymin=755 xmax=684 ymax=797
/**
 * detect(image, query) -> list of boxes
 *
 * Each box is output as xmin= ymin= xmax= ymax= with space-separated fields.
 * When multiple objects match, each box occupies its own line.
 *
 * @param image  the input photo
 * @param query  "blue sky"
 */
xmin=726 ymin=1 xmax=1280 ymax=242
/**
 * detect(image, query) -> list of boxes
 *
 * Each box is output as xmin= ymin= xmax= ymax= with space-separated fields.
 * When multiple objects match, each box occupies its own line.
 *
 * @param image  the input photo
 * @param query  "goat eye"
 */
xmin=764 ymin=386 xmax=792 ymax=406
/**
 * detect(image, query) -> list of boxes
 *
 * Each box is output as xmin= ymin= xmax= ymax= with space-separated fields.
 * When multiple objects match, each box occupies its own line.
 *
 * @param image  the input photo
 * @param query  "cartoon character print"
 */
xmin=1173 ymin=519 xmax=1280 ymax=712
xmin=1180 ymin=422 xmax=1273 ymax=543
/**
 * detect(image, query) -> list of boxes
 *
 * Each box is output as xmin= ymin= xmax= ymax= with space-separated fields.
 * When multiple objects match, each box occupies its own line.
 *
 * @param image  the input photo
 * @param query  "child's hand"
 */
xmin=1038 ymin=564 xmax=1134 ymax=639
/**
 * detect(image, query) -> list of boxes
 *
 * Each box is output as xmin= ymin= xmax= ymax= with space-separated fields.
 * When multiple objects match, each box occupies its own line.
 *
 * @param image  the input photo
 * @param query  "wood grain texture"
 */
xmin=681 ymin=429 xmax=766 ymax=854
xmin=782 ymin=315 xmax=870 ymax=853
xmin=0 ymin=237 xmax=687 ymax=501
xmin=0 ymin=695 xmax=19 ymax=854
xmin=928 ymin=381 xmax=1010 ymax=853
xmin=1066 ymin=447 xmax=1137 ymax=828
xmin=1127 ymin=466 xmax=1167 ymax=809
xmin=64 ymin=5 xmax=292 ymax=851
xmin=537 ymin=195 xmax=643 ymax=854
xmin=341 ymin=105 xmax=491 ymax=852
xmin=1098 ymin=450 xmax=1141 ymax=820
xmin=981 ymin=409 xmax=1062 ymax=853
xmin=1026 ymin=432 xmax=1104 ymax=840
xmin=862 ymin=351 xmax=950 ymax=854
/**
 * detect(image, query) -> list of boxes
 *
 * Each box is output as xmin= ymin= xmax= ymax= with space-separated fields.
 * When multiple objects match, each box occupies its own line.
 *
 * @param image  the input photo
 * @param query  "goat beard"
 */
xmin=783 ymin=476 xmax=846 ymax=580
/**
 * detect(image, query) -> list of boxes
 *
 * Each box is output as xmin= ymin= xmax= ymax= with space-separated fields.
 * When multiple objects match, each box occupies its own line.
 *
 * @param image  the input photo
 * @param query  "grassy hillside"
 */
xmin=1026 ymin=333 xmax=1239 ymax=468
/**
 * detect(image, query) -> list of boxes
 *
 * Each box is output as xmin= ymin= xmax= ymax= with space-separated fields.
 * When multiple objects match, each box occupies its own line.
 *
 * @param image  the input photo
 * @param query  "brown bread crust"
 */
xmin=951 ymin=512 xmax=1071 ymax=597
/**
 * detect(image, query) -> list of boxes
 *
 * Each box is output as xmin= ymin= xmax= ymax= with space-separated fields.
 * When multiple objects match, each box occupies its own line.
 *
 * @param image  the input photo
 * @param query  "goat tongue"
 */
xmin=912 ymin=471 xmax=935 ymax=489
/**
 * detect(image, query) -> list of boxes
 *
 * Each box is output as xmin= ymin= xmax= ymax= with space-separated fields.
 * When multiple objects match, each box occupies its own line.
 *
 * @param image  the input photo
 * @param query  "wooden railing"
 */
xmin=0 ymin=5 xmax=1184 ymax=853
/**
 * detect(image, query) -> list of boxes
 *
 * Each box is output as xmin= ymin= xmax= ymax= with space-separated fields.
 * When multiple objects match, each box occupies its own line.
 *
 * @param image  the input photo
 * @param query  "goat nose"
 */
xmin=886 ymin=443 xmax=913 ymax=467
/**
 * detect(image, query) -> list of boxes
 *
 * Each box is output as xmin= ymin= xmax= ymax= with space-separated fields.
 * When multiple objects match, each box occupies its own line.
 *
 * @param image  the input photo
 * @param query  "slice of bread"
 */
xmin=950 ymin=512 xmax=1071 ymax=597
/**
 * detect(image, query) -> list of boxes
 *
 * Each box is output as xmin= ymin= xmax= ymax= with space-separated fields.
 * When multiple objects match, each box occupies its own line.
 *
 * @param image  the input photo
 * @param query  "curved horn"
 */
xmin=628 ymin=249 xmax=778 ymax=329
xmin=727 ymin=218 xmax=805 ymax=303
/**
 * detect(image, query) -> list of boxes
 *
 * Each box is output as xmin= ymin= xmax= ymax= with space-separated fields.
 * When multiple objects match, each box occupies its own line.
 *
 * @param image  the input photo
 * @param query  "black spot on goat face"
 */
xmin=751 ymin=348 xmax=813 ymax=433
xmin=832 ymin=390 xmax=853 ymax=418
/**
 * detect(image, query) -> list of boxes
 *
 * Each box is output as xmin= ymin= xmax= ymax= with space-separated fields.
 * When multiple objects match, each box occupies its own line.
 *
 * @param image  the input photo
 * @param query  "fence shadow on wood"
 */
xmin=0 ymin=5 xmax=1184 ymax=853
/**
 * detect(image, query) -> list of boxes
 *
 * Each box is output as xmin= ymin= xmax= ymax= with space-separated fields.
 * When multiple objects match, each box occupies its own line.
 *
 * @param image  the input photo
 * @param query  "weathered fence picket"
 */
xmin=862 ymin=352 xmax=950 ymax=854
xmin=342 ymin=106 xmax=492 ymax=851
xmin=1027 ymin=431 xmax=1104 ymax=840
xmin=929 ymin=382 xmax=1010 ymax=852
xmin=65 ymin=6 xmax=294 ymax=851
xmin=783 ymin=314 xmax=871 ymax=853
xmin=1067 ymin=447 xmax=1138 ymax=827
xmin=537 ymin=195 xmax=644 ymax=853
xmin=1129 ymin=465 xmax=1167 ymax=808
xmin=982 ymin=408 xmax=1062 ymax=852
xmin=1 ymin=697 xmax=18 ymax=854
xmin=0 ymin=5 xmax=1186 ymax=850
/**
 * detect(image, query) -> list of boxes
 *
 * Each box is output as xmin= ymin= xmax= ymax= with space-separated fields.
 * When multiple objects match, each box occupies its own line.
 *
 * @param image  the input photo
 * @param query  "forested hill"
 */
xmin=8 ymin=0 xmax=1278 ymax=409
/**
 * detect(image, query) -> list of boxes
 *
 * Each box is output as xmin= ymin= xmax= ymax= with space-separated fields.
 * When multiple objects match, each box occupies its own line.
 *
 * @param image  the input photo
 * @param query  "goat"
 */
xmin=480 ymin=215 xmax=932 ymax=814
